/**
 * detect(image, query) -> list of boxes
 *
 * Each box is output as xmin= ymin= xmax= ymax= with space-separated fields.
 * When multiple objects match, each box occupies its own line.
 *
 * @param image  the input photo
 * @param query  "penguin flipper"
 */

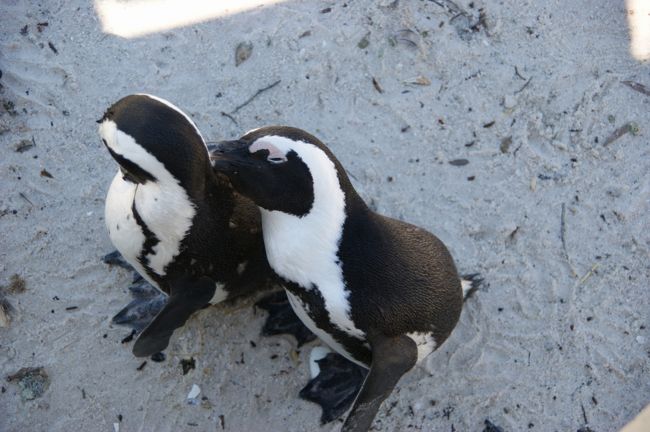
xmin=255 ymin=290 xmax=316 ymax=346
xmin=299 ymin=352 xmax=368 ymax=424
xmin=132 ymin=276 xmax=216 ymax=357
xmin=112 ymin=278 xmax=166 ymax=333
xmin=341 ymin=333 xmax=418 ymax=432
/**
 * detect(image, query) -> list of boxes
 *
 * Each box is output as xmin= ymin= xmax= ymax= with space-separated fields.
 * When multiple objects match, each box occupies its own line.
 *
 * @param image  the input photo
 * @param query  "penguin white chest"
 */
xmin=105 ymin=171 xmax=196 ymax=281
xmin=105 ymin=172 xmax=150 ymax=280
xmin=261 ymin=209 xmax=366 ymax=342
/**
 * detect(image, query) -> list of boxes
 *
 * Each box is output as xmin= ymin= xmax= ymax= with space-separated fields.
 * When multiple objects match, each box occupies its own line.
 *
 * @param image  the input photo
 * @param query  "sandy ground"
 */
xmin=1 ymin=0 xmax=649 ymax=431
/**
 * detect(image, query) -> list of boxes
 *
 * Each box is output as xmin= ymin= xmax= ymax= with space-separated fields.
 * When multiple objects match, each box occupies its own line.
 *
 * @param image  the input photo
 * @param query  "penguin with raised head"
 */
xmin=99 ymin=94 xmax=275 ymax=357
xmin=211 ymin=126 xmax=480 ymax=432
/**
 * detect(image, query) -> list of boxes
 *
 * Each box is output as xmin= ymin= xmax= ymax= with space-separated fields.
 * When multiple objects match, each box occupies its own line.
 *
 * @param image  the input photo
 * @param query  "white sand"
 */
xmin=1 ymin=1 xmax=648 ymax=431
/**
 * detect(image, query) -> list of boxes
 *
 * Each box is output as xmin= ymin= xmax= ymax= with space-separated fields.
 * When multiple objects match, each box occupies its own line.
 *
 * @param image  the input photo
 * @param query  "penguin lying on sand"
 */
xmin=99 ymin=94 xmax=276 ymax=357
xmin=211 ymin=126 xmax=480 ymax=431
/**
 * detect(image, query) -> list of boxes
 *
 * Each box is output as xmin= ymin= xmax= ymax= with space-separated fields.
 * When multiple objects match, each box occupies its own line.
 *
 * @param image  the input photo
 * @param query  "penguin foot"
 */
xmin=255 ymin=291 xmax=316 ymax=346
xmin=299 ymin=351 xmax=368 ymax=424
xmin=102 ymin=250 xmax=134 ymax=271
xmin=112 ymin=278 xmax=166 ymax=333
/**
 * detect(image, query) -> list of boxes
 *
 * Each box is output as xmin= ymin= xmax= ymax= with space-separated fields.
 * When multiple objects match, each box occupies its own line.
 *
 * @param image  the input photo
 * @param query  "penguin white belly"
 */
xmin=105 ymin=172 xmax=156 ymax=287
xmin=286 ymin=291 xmax=368 ymax=369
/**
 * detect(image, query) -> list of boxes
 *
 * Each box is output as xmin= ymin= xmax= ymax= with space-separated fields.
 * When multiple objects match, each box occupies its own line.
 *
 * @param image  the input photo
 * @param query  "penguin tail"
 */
xmin=460 ymin=273 xmax=483 ymax=302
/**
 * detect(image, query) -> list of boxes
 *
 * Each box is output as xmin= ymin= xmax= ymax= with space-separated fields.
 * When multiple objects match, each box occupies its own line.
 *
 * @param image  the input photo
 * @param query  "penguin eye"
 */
xmin=250 ymin=139 xmax=287 ymax=164
xmin=267 ymin=155 xmax=287 ymax=164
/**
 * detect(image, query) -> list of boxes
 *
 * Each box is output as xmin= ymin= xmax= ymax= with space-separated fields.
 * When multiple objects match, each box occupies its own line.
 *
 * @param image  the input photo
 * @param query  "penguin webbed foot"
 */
xmin=132 ymin=275 xmax=216 ymax=357
xmin=102 ymin=250 xmax=134 ymax=271
xmin=112 ymin=278 xmax=166 ymax=333
xmin=299 ymin=353 xmax=368 ymax=424
xmin=255 ymin=290 xmax=316 ymax=346
xmin=341 ymin=333 xmax=417 ymax=432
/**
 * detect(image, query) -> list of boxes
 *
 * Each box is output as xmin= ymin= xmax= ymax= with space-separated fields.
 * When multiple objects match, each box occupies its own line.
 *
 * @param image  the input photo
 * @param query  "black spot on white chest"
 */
xmin=284 ymin=282 xmax=371 ymax=367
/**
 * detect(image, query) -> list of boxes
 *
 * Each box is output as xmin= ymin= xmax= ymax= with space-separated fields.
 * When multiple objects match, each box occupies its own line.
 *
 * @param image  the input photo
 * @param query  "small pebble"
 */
xmin=449 ymin=159 xmax=469 ymax=166
xmin=503 ymin=94 xmax=517 ymax=109
xmin=187 ymin=384 xmax=201 ymax=405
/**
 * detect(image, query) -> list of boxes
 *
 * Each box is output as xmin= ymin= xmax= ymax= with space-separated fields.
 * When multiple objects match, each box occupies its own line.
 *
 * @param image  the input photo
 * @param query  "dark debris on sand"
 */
xmin=6 ymin=367 xmax=50 ymax=401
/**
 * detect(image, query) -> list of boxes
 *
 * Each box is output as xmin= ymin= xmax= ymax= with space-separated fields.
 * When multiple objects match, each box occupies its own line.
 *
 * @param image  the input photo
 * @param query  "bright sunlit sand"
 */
xmin=94 ymin=0 xmax=287 ymax=38
xmin=626 ymin=0 xmax=650 ymax=61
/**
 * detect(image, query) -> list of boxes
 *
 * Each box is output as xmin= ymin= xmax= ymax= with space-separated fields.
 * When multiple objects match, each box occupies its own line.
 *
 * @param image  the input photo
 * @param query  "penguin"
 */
xmin=98 ymin=94 xmax=275 ymax=357
xmin=211 ymin=126 xmax=480 ymax=432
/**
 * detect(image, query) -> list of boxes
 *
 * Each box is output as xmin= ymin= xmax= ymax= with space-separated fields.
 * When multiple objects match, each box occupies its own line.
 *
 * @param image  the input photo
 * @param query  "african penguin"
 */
xmin=99 ymin=94 xmax=274 ymax=357
xmin=211 ymin=126 xmax=478 ymax=432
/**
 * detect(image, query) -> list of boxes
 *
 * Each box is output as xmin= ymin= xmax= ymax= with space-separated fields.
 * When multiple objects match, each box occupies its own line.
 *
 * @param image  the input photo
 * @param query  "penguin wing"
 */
xmin=132 ymin=275 xmax=216 ymax=357
xmin=340 ymin=331 xmax=418 ymax=431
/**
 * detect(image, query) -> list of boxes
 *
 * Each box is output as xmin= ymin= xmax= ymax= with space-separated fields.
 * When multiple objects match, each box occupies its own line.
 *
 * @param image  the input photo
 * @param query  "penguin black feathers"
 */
xmin=211 ymin=126 xmax=479 ymax=432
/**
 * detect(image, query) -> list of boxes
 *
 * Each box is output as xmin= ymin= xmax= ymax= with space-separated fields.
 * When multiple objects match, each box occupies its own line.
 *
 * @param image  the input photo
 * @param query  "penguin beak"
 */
xmin=212 ymin=139 xmax=248 ymax=153
xmin=209 ymin=140 xmax=253 ymax=172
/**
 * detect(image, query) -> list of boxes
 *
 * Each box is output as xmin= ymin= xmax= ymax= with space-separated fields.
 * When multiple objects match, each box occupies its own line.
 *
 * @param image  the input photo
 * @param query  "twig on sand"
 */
xmin=561 ymin=203 xmax=578 ymax=277
xmin=18 ymin=192 xmax=33 ymax=207
xmin=220 ymin=111 xmax=238 ymax=126
xmin=622 ymin=80 xmax=650 ymax=97
xmin=515 ymin=77 xmax=532 ymax=94
xmin=581 ymin=402 xmax=589 ymax=425
xmin=231 ymin=80 xmax=281 ymax=114
xmin=427 ymin=0 xmax=469 ymax=17
xmin=578 ymin=264 xmax=599 ymax=285
xmin=603 ymin=122 xmax=640 ymax=147
xmin=514 ymin=66 xmax=527 ymax=81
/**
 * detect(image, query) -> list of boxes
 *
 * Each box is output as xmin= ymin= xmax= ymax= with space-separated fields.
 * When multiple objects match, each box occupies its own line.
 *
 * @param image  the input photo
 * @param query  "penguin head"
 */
xmin=98 ymin=94 xmax=210 ymax=196
xmin=211 ymin=126 xmax=354 ymax=217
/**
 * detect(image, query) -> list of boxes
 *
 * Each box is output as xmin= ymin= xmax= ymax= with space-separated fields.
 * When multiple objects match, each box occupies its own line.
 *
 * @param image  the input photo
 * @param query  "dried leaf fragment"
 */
xmin=500 ymin=136 xmax=512 ymax=153
xmin=0 ymin=297 xmax=13 ymax=327
xmin=372 ymin=77 xmax=383 ymax=93
xmin=6 ymin=367 xmax=49 ymax=401
xmin=235 ymin=42 xmax=253 ymax=66
xmin=358 ymin=34 xmax=370 ymax=49
xmin=15 ymin=139 xmax=34 ymax=153
xmin=414 ymin=76 xmax=431 ymax=86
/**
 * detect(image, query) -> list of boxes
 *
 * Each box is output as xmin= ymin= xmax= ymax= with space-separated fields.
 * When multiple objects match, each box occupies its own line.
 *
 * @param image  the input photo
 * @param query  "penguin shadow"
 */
xmin=103 ymin=250 xmax=369 ymax=425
